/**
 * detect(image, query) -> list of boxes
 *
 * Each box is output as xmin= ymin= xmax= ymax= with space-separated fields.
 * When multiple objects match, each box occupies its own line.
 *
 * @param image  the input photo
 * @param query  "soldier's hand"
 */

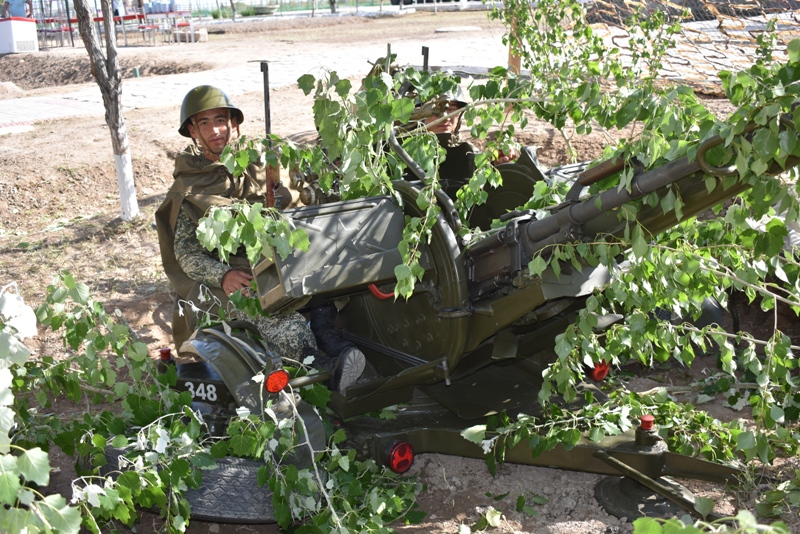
xmin=222 ymin=270 xmax=254 ymax=297
xmin=494 ymin=146 xmax=520 ymax=165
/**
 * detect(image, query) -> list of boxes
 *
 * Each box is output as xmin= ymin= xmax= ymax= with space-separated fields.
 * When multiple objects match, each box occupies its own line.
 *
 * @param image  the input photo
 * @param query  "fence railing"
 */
xmin=192 ymin=0 xmax=418 ymax=17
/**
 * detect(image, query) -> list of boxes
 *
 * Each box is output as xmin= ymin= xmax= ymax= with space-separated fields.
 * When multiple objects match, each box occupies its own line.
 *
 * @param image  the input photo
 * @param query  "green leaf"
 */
xmin=529 ymin=255 xmax=547 ymax=277
xmin=471 ymin=514 xmax=489 ymax=531
xmin=190 ymin=452 xmax=217 ymax=470
xmin=521 ymin=504 xmax=539 ymax=516
xmin=788 ymin=39 xmax=800 ymax=63
xmin=38 ymin=494 xmax=82 ymax=534
xmin=297 ymin=75 xmax=316 ymax=95
xmin=693 ymin=496 xmax=714 ymax=518
xmin=257 ymin=465 xmax=269 ymax=487
xmin=561 ymin=428 xmax=581 ymax=450
xmin=485 ymin=507 xmax=502 ymax=527
xmin=298 ymin=382 xmax=331 ymax=411
xmin=755 ymin=500 xmax=782 ymax=518
xmin=128 ymin=342 xmax=148 ymax=362
xmin=778 ymin=129 xmax=797 ymax=156
xmin=338 ymin=454 xmax=350 ymax=472
xmin=230 ymin=434 xmax=257 ymax=457
xmin=92 ymin=434 xmax=107 ymax=449
xmin=632 ymin=517 xmax=663 ymax=534
xmin=0 ymin=471 xmax=20 ymax=506
xmin=736 ymin=71 xmax=756 ymax=89
xmin=69 ymin=283 xmax=91 ymax=305
xmin=756 ymin=433 xmax=771 ymax=464
xmin=0 ymin=507 xmax=43 ymax=533
xmin=113 ymin=382 xmax=130 ymax=398
xmin=17 ymin=448 xmax=50 ymax=486
xmin=737 ymin=430 xmax=755 ymax=451
xmin=629 ymin=312 xmax=647 ymax=332
xmin=210 ymin=440 xmax=229 ymax=458
xmin=394 ymin=263 xmax=413 ymax=284
xmin=531 ymin=494 xmax=548 ymax=504
xmin=588 ymin=427 xmax=605 ymax=443
xmin=461 ymin=425 xmax=486 ymax=444
xmin=751 ymin=128 xmax=779 ymax=159
xmin=273 ymin=499 xmax=292 ymax=528
xmin=334 ymin=79 xmax=352 ymax=99
xmin=632 ymin=229 xmax=649 ymax=258
xmin=392 ymin=97 xmax=416 ymax=123
xmin=769 ymin=405 xmax=785 ymax=424
xmin=62 ymin=272 xmax=76 ymax=290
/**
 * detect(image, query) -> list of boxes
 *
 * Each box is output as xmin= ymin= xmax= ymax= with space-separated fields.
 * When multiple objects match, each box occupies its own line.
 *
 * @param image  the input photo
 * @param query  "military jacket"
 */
xmin=155 ymin=144 xmax=265 ymax=299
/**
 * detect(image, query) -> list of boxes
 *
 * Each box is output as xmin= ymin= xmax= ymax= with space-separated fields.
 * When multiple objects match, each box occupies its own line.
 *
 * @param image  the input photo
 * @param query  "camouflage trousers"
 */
xmin=232 ymin=309 xmax=317 ymax=365
xmin=172 ymin=283 xmax=318 ymax=363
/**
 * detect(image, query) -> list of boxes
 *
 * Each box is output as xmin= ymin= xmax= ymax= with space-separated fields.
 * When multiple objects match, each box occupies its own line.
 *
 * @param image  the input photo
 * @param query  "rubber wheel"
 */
xmin=104 ymin=447 xmax=276 ymax=524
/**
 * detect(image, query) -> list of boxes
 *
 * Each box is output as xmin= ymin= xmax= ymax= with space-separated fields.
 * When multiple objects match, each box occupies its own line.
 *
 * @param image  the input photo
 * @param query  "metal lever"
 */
xmin=593 ymin=450 xmax=726 ymax=522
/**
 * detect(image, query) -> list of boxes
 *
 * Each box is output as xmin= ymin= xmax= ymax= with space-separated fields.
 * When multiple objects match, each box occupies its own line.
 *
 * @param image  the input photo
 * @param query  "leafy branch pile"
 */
xmin=0 ymin=274 xmax=420 ymax=533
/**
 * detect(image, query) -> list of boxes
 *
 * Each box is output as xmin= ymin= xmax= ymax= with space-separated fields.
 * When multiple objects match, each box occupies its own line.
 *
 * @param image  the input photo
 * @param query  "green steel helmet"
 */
xmin=178 ymin=85 xmax=244 ymax=137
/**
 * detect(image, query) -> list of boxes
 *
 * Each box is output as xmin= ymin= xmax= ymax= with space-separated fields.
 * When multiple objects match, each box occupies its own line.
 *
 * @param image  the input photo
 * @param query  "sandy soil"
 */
xmin=1 ymin=10 xmax=798 ymax=534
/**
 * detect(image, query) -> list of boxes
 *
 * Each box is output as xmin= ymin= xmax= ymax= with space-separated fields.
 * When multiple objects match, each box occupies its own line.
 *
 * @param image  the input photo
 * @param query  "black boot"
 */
xmin=308 ymin=344 xmax=365 ymax=395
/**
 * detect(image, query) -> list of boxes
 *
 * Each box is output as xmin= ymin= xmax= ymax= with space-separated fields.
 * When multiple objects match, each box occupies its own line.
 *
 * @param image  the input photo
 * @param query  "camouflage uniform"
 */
xmin=173 ymin=209 xmax=228 ymax=287
xmin=155 ymin=144 xmax=318 ymax=361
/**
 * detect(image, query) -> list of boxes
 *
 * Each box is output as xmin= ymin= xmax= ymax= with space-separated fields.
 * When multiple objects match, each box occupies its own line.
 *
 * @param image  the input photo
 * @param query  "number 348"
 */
xmin=184 ymin=381 xmax=218 ymax=402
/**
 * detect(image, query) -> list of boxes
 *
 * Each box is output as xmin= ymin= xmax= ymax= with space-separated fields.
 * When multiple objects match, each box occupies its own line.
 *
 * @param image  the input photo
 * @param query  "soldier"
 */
xmin=414 ymin=87 xmax=520 ymax=199
xmin=155 ymin=85 xmax=365 ymax=394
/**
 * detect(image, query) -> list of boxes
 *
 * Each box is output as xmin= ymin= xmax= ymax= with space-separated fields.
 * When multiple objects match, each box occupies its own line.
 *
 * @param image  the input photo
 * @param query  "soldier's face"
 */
xmin=425 ymin=102 xmax=461 ymax=134
xmin=188 ymin=108 xmax=238 ymax=155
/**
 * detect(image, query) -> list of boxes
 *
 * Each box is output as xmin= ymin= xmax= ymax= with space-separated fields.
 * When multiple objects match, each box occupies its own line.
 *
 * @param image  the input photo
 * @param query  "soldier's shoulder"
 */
xmin=174 ymin=144 xmax=207 ymax=171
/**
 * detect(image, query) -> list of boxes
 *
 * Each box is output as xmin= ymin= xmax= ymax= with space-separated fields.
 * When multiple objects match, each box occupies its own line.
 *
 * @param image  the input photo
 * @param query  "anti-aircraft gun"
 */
xmin=167 ymin=126 xmax=796 ymax=524
xmin=168 ymin=62 xmax=799 ymax=522
xmin=237 ymin=122 xmax=795 ymax=519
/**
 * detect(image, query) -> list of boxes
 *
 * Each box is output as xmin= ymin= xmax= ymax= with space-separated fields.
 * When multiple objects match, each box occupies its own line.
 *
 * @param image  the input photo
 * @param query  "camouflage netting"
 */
xmin=587 ymin=0 xmax=799 ymax=25
xmin=579 ymin=0 xmax=800 ymax=95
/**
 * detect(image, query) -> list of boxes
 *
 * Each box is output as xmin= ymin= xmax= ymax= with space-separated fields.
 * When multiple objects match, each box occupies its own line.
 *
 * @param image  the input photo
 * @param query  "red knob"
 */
xmin=640 ymin=414 xmax=655 ymax=430
xmin=159 ymin=347 xmax=172 ymax=361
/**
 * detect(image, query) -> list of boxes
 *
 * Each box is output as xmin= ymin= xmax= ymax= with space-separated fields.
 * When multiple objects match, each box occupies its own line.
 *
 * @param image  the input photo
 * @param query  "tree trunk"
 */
xmin=229 ymin=0 xmax=236 ymax=21
xmin=72 ymin=0 xmax=140 ymax=221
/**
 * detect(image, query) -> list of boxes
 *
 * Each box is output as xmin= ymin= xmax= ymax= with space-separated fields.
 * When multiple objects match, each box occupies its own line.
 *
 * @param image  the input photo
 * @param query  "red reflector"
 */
xmin=387 ymin=442 xmax=414 ymax=474
xmin=265 ymin=369 xmax=290 ymax=393
xmin=589 ymin=360 xmax=610 ymax=382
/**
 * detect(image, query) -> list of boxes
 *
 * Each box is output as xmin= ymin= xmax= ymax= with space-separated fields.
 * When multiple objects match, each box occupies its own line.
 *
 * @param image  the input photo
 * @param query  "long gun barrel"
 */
xmin=464 ymin=124 xmax=797 ymax=297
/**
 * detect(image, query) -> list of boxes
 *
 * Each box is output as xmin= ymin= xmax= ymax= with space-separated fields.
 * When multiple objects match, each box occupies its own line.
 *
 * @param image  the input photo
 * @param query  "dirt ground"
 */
xmin=1 ymin=10 xmax=798 ymax=534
